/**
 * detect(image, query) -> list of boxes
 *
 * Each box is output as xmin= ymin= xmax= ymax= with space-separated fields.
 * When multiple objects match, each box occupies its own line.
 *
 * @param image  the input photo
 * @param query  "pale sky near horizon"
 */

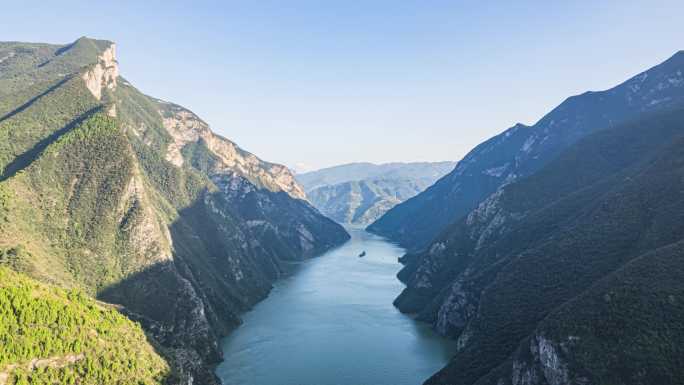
xmin=3 ymin=1 xmax=684 ymax=171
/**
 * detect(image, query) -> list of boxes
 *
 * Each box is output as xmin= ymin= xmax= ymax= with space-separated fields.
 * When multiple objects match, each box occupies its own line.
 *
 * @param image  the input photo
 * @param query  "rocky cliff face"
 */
xmin=160 ymin=103 xmax=306 ymax=200
xmin=0 ymin=37 xmax=349 ymax=384
xmin=368 ymin=51 xmax=684 ymax=252
xmin=81 ymin=42 xmax=118 ymax=101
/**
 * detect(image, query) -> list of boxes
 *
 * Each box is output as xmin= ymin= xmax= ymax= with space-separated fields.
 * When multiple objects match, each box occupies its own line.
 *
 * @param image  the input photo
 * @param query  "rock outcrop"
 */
xmin=81 ymin=42 xmax=118 ymax=100
xmin=161 ymin=102 xmax=306 ymax=199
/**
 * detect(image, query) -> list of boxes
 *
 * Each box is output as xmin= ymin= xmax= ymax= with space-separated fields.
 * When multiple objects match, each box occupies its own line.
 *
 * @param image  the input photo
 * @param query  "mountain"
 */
xmin=0 ymin=37 xmax=349 ymax=384
xmin=368 ymin=51 xmax=684 ymax=252
xmin=394 ymin=98 xmax=684 ymax=382
xmin=297 ymin=162 xmax=454 ymax=226
xmin=305 ymin=178 xmax=427 ymax=226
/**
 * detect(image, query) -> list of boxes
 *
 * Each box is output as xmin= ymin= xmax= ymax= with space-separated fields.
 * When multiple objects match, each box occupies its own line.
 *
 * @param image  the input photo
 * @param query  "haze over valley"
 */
xmin=296 ymin=161 xmax=455 ymax=226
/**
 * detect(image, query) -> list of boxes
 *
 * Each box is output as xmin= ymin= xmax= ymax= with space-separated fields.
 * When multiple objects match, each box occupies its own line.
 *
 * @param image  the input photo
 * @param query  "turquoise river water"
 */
xmin=216 ymin=228 xmax=455 ymax=385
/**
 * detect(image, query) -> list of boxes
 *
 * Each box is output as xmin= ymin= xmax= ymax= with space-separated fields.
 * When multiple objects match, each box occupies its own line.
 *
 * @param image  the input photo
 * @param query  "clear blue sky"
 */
xmin=3 ymin=1 xmax=684 ymax=171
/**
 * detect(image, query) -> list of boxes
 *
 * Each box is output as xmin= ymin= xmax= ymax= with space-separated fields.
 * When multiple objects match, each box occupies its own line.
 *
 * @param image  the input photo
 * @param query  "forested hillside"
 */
xmin=0 ymin=267 xmax=170 ymax=385
xmin=396 ymin=106 xmax=684 ymax=385
xmin=0 ymin=37 xmax=348 ymax=384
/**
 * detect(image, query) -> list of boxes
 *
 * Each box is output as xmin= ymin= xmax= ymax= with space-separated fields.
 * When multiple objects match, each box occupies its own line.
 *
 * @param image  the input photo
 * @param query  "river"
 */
xmin=216 ymin=228 xmax=455 ymax=385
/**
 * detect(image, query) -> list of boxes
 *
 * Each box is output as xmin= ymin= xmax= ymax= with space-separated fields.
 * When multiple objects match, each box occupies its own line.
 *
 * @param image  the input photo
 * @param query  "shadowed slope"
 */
xmin=397 ymin=106 xmax=684 ymax=385
xmin=369 ymin=51 xmax=684 ymax=252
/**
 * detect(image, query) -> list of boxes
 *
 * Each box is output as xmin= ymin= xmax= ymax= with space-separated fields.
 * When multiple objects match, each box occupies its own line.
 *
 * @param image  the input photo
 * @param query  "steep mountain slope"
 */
xmin=368 ymin=51 xmax=684 ymax=251
xmin=0 ymin=37 xmax=349 ymax=384
xmin=297 ymin=162 xmax=454 ymax=225
xmin=0 ymin=267 xmax=169 ymax=385
xmin=482 ymin=240 xmax=684 ymax=385
xmin=395 ymin=106 xmax=684 ymax=385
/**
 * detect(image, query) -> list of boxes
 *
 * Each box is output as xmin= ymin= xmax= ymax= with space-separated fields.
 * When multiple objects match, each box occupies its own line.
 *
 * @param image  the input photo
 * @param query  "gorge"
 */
xmin=2 ymin=31 xmax=684 ymax=385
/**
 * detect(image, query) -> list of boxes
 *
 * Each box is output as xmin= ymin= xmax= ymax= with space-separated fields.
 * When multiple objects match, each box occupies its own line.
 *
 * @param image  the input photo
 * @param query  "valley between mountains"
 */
xmin=2 ymin=36 xmax=684 ymax=385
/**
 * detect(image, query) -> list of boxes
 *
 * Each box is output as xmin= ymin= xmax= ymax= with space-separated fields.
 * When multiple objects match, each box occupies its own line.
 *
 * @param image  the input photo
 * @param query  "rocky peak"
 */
xmin=81 ymin=41 xmax=118 ymax=100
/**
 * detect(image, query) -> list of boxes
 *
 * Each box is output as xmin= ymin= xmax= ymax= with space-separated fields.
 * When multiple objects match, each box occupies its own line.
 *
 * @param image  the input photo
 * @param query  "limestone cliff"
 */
xmin=81 ymin=42 xmax=118 ymax=101
xmin=160 ymin=103 xmax=306 ymax=200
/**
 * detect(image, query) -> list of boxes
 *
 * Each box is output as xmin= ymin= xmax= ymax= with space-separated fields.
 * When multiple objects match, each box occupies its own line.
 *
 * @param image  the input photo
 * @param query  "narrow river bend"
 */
xmin=216 ymin=228 xmax=455 ymax=385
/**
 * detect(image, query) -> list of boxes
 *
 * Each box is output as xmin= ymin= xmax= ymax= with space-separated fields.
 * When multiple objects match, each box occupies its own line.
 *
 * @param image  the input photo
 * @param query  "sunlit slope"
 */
xmin=0 ymin=267 xmax=169 ymax=385
xmin=0 ymin=36 xmax=348 ymax=384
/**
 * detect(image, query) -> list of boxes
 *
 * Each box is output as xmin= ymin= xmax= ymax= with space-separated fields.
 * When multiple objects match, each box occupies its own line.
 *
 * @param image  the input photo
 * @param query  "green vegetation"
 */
xmin=370 ymin=52 xmax=684 ymax=253
xmin=115 ymin=81 xmax=172 ymax=155
xmin=0 ymin=246 xmax=31 ymax=271
xmin=0 ymin=183 xmax=8 ymax=224
xmin=0 ymin=36 xmax=349 ymax=384
xmin=0 ymin=76 xmax=100 ymax=176
xmin=132 ymin=139 xmax=208 ymax=209
xmin=181 ymin=140 xmax=219 ymax=175
xmin=0 ymin=37 xmax=110 ymax=99
xmin=0 ymin=267 xmax=169 ymax=385
xmin=538 ymin=240 xmax=684 ymax=385
xmin=408 ymin=107 xmax=684 ymax=385
xmin=1 ymin=112 xmax=138 ymax=290
xmin=305 ymin=177 xmax=434 ymax=225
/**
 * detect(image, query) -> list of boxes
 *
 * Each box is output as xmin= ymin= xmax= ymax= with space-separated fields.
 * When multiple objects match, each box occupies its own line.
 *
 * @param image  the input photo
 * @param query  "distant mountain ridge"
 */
xmin=0 ymin=37 xmax=349 ymax=384
xmin=297 ymin=161 xmax=455 ymax=226
xmin=368 ymin=50 xmax=684 ymax=251
xmin=297 ymin=161 xmax=455 ymax=191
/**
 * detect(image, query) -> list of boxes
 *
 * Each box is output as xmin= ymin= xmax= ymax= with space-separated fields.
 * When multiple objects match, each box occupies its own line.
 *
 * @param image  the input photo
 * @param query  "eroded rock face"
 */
xmin=504 ymin=334 xmax=572 ymax=385
xmin=465 ymin=188 xmax=512 ymax=251
xmin=435 ymin=277 xmax=476 ymax=336
xmin=210 ymin=173 xmax=349 ymax=260
xmin=536 ymin=335 xmax=570 ymax=385
xmin=81 ymin=43 xmax=118 ymax=100
xmin=160 ymin=104 xmax=306 ymax=200
xmin=117 ymin=167 xmax=173 ymax=267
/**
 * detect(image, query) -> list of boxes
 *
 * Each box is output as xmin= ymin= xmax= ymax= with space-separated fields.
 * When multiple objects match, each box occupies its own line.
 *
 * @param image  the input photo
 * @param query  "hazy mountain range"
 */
xmin=296 ymin=162 xmax=455 ymax=226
